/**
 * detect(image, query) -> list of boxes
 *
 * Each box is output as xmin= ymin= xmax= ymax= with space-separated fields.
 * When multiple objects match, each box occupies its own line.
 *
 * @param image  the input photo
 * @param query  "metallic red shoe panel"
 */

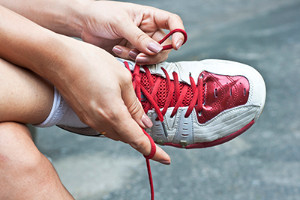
xmin=197 ymin=71 xmax=250 ymax=123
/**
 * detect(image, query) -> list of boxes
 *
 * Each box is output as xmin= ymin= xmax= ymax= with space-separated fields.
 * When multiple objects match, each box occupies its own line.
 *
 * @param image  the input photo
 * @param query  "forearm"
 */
xmin=0 ymin=5 xmax=76 ymax=83
xmin=0 ymin=0 xmax=89 ymax=37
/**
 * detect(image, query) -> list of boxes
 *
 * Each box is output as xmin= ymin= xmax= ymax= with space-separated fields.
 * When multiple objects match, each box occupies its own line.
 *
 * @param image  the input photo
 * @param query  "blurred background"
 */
xmin=35 ymin=0 xmax=300 ymax=199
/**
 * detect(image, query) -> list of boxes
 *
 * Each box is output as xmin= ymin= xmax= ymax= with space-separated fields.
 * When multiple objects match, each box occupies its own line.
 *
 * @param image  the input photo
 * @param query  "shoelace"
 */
xmin=125 ymin=29 xmax=189 ymax=200
xmin=129 ymin=63 xmax=204 ymax=121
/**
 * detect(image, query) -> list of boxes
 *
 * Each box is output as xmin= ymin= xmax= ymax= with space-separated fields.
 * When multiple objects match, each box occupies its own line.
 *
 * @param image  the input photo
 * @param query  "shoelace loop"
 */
xmin=159 ymin=29 xmax=188 ymax=50
xmin=126 ymin=30 xmax=204 ymax=123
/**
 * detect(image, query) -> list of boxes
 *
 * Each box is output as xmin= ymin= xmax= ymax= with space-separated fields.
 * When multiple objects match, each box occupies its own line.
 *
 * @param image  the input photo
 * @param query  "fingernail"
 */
xmin=136 ymin=56 xmax=149 ymax=64
xmin=129 ymin=50 xmax=138 ymax=60
xmin=159 ymin=159 xmax=171 ymax=165
xmin=142 ymin=114 xmax=153 ymax=128
xmin=112 ymin=46 xmax=122 ymax=55
xmin=176 ymin=39 xmax=183 ymax=50
xmin=147 ymin=42 xmax=163 ymax=53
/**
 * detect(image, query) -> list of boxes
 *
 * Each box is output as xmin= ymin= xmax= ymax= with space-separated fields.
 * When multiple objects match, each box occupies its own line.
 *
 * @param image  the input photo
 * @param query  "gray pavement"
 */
xmin=35 ymin=0 xmax=300 ymax=199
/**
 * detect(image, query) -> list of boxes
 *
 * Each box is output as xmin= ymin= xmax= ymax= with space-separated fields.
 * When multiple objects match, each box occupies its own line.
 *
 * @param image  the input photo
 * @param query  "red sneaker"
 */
xmin=123 ymin=58 xmax=266 ymax=148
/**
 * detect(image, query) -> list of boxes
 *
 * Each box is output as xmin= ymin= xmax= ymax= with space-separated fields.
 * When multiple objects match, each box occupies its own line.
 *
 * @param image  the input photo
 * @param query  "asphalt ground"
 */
xmin=35 ymin=0 xmax=300 ymax=199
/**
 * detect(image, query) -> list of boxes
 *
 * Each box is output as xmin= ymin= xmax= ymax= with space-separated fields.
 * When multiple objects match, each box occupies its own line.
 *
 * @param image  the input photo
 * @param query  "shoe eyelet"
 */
xmin=214 ymin=88 xmax=218 ymax=98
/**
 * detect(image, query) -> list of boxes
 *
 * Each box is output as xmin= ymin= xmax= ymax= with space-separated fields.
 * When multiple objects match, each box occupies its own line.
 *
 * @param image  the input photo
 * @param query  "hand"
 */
xmin=79 ymin=1 xmax=185 ymax=65
xmin=0 ymin=1 xmax=171 ymax=164
xmin=53 ymin=37 xmax=170 ymax=164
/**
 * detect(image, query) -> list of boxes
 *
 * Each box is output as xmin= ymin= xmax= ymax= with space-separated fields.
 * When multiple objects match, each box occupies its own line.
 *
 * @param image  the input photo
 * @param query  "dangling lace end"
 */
xmin=146 ymin=158 xmax=155 ymax=200
xmin=143 ymin=129 xmax=156 ymax=200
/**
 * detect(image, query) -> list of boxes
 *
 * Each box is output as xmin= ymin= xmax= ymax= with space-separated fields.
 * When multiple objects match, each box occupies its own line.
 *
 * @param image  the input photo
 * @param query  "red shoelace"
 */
xmin=127 ymin=62 xmax=204 ymax=122
xmin=124 ymin=29 xmax=191 ymax=200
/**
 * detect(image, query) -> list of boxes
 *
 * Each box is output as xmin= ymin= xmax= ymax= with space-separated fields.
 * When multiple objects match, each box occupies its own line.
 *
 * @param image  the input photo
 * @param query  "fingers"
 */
xmin=135 ymin=52 xmax=169 ymax=65
xmin=101 ymin=128 xmax=120 ymax=141
xmin=134 ymin=29 xmax=171 ymax=64
xmin=89 ymin=87 xmax=170 ymax=164
xmin=112 ymin=45 xmax=139 ymax=61
xmin=104 ymin=133 xmax=119 ymax=141
xmin=151 ymin=9 xmax=186 ymax=50
xmin=100 ymin=107 xmax=170 ymax=165
xmin=108 ymin=103 xmax=170 ymax=164
xmin=118 ymin=22 xmax=163 ymax=56
xmin=153 ymin=145 xmax=171 ymax=165
xmin=117 ymin=8 xmax=185 ymax=59
xmin=112 ymin=29 xmax=171 ymax=64
xmin=113 ymin=71 xmax=169 ymax=164
xmin=120 ymin=70 xmax=153 ymax=129
xmin=112 ymin=45 xmax=169 ymax=65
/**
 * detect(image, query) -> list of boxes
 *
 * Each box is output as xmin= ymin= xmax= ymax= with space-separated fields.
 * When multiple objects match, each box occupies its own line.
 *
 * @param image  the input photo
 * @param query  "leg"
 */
xmin=0 ymin=122 xmax=74 ymax=200
xmin=0 ymin=58 xmax=87 ymax=128
xmin=0 ymin=58 xmax=53 ymax=124
xmin=0 ymin=59 xmax=75 ymax=199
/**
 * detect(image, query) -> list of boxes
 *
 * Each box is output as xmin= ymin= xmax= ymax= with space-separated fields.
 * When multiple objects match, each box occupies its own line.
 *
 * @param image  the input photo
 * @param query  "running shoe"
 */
xmin=123 ymin=58 xmax=266 ymax=148
xmin=56 ymin=29 xmax=266 ymax=200
xmin=59 ymin=58 xmax=266 ymax=149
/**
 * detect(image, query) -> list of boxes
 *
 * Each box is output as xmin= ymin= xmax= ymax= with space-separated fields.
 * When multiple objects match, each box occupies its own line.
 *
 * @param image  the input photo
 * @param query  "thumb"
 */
xmin=119 ymin=22 xmax=163 ymax=55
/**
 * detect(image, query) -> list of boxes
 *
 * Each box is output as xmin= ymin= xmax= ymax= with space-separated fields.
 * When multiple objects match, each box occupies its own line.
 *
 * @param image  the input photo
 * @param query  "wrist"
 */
xmin=31 ymin=33 xmax=81 ymax=81
xmin=0 ymin=0 xmax=92 ymax=38
xmin=58 ymin=0 xmax=92 ymax=38
xmin=45 ymin=0 xmax=91 ymax=38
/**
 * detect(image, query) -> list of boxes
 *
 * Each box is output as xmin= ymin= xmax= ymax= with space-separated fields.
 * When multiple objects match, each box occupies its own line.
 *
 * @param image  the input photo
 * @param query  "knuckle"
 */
xmin=120 ymin=69 xmax=133 ymax=85
xmin=113 ymin=15 xmax=124 ymax=25
xmin=102 ymin=108 xmax=120 ymax=122
xmin=93 ymin=106 xmax=119 ymax=126
xmin=130 ymin=138 xmax=148 ymax=152
xmin=136 ymin=33 xmax=149 ymax=44
xmin=127 ymin=98 xmax=142 ymax=117
xmin=172 ymin=13 xmax=182 ymax=22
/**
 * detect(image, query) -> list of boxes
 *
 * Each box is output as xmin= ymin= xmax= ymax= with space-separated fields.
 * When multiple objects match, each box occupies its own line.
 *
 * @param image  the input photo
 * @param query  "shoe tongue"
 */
xmin=140 ymin=72 xmax=194 ymax=108
xmin=119 ymin=59 xmax=194 ymax=106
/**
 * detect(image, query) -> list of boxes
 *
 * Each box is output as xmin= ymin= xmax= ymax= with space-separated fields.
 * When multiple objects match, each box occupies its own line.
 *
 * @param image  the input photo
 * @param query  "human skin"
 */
xmin=0 ymin=0 xmax=185 ymax=64
xmin=0 ymin=1 xmax=186 ymax=199
xmin=0 ymin=58 xmax=54 ymax=124
xmin=0 ymin=2 xmax=184 ymax=163
xmin=0 ymin=122 xmax=75 ymax=200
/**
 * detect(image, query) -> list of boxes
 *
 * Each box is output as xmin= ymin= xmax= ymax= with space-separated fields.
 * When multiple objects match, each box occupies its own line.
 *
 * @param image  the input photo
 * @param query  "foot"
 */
xmin=59 ymin=58 xmax=266 ymax=149
xmin=123 ymin=58 xmax=266 ymax=148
